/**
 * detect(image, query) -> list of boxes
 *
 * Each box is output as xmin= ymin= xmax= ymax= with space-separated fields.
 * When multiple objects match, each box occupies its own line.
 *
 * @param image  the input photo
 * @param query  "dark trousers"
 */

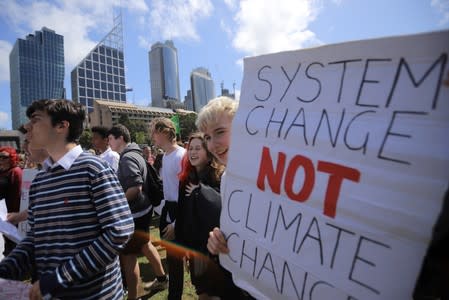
xmin=160 ymin=201 xmax=184 ymax=300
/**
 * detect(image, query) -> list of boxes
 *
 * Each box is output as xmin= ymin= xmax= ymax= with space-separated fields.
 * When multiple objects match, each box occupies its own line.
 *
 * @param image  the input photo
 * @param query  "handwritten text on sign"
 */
xmin=220 ymin=31 xmax=449 ymax=300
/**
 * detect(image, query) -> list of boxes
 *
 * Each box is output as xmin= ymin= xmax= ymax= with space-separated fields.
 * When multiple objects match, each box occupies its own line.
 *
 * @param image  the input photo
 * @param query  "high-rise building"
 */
xmin=10 ymin=27 xmax=65 ymax=129
xmin=220 ymin=82 xmax=236 ymax=99
xmin=190 ymin=67 xmax=215 ymax=112
xmin=149 ymin=40 xmax=181 ymax=107
xmin=184 ymin=90 xmax=193 ymax=111
xmin=71 ymin=14 xmax=126 ymax=114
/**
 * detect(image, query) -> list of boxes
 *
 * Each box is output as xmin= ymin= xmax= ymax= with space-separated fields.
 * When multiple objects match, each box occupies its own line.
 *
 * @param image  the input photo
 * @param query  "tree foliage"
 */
xmin=179 ymin=113 xmax=197 ymax=141
xmin=79 ymin=129 xmax=92 ymax=150
xmin=118 ymin=114 xmax=150 ymax=144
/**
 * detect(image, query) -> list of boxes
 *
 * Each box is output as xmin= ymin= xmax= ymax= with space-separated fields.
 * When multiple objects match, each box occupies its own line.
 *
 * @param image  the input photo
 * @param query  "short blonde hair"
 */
xmin=196 ymin=96 xmax=238 ymax=132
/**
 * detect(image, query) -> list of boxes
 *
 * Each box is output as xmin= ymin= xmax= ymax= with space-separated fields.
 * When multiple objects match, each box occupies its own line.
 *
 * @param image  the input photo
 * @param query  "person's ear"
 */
xmin=56 ymin=120 xmax=69 ymax=131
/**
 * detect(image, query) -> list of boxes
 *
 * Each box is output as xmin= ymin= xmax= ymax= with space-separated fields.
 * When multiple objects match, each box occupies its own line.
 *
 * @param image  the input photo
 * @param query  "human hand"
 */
xmin=207 ymin=227 xmax=229 ymax=255
xmin=185 ymin=183 xmax=199 ymax=197
xmin=162 ymin=223 xmax=175 ymax=240
xmin=29 ymin=280 xmax=42 ymax=300
xmin=6 ymin=211 xmax=27 ymax=224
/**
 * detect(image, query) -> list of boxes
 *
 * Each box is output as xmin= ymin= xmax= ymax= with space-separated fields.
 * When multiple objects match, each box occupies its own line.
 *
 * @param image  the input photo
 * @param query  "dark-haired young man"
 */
xmin=91 ymin=125 xmax=119 ymax=172
xmin=108 ymin=124 xmax=168 ymax=300
xmin=0 ymin=99 xmax=134 ymax=300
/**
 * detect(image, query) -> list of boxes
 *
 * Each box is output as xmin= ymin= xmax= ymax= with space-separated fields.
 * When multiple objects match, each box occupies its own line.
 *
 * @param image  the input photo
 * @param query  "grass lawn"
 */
xmin=132 ymin=215 xmax=198 ymax=300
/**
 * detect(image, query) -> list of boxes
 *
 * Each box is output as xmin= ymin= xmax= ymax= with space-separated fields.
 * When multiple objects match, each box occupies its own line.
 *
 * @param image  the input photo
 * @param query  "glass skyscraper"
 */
xmin=71 ymin=14 xmax=126 ymax=113
xmin=9 ymin=27 xmax=65 ymax=129
xmin=190 ymin=67 xmax=215 ymax=112
xmin=149 ymin=40 xmax=181 ymax=107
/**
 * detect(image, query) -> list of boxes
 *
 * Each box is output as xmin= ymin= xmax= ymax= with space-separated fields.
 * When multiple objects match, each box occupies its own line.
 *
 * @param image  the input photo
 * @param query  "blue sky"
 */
xmin=0 ymin=0 xmax=448 ymax=129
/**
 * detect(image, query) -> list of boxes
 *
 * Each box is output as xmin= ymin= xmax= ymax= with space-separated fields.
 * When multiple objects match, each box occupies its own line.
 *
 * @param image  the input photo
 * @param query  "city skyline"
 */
xmin=0 ymin=0 xmax=448 ymax=129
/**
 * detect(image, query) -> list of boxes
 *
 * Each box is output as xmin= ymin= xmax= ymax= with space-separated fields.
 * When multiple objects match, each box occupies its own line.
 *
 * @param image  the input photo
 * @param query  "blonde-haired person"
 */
xmin=149 ymin=117 xmax=186 ymax=300
xmin=196 ymin=96 xmax=253 ymax=299
xmin=196 ymin=96 xmax=238 ymax=254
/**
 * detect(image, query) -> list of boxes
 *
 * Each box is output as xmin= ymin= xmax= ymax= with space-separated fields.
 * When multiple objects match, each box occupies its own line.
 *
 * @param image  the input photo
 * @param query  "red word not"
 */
xmin=256 ymin=146 xmax=361 ymax=218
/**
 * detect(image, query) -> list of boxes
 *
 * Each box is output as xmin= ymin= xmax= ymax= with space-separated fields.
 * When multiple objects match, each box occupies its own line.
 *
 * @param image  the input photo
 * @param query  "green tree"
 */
xmin=134 ymin=131 xmax=147 ymax=145
xmin=179 ymin=113 xmax=197 ymax=141
xmin=79 ymin=129 xmax=92 ymax=150
xmin=118 ymin=114 xmax=149 ymax=144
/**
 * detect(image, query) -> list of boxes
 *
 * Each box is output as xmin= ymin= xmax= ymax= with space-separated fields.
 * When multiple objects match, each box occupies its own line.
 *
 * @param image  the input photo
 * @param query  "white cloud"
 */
xmin=220 ymin=19 xmax=233 ymax=39
xmin=223 ymin=0 xmax=237 ymax=10
xmin=138 ymin=35 xmax=151 ymax=50
xmin=231 ymin=0 xmax=321 ymax=56
xmin=0 ymin=41 xmax=12 ymax=82
xmin=0 ymin=111 xmax=10 ymax=129
xmin=236 ymin=58 xmax=244 ymax=70
xmin=431 ymin=0 xmax=449 ymax=25
xmin=148 ymin=0 xmax=213 ymax=41
xmin=0 ymin=0 xmax=148 ymax=69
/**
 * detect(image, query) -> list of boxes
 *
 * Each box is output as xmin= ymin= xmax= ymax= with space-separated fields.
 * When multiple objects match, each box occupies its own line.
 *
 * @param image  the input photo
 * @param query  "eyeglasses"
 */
xmin=0 ymin=156 xmax=9 ymax=160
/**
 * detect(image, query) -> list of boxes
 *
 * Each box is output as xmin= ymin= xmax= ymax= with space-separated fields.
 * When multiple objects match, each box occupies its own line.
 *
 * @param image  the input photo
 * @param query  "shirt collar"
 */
xmin=43 ymin=145 xmax=83 ymax=171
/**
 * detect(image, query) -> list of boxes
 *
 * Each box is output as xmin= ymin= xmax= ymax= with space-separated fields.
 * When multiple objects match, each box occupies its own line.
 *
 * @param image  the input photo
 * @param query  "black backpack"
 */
xmin=143 ymin=161 xmax=164 ymax=207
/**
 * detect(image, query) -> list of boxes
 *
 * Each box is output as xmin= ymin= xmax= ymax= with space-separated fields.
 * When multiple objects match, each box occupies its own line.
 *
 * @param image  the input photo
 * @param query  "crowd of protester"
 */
xmin=0 ymin=96 xmax=446 ymax=300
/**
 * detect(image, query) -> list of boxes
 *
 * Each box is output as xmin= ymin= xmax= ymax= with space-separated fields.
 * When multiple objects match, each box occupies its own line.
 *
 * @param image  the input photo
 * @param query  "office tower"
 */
xmin=10 ymin=27 xmax=65 ymax=129
xmin=149 ymin=40 xmax=181 ymax=107
xmin=220 ymin=82 xmax=236 ymax=99
xmin=190 ymin=67 xmax=215 ymax=112
xmin=184 ymin=90 xmax=193 ymax=111
xmin=71 ymin=14 xmax=126 ymax=113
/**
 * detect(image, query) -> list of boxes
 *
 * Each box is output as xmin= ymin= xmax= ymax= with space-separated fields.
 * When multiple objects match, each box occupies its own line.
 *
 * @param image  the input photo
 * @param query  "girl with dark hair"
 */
xmin=176 ymin=132 xmax=236 ymax=299
xmin=0 ymin=146 xmax=22 ymax=256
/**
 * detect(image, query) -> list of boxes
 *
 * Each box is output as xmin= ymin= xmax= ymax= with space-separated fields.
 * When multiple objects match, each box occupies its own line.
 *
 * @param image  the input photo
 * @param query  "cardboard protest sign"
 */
xmin=220 ymin=30 xmax=449 ymax=299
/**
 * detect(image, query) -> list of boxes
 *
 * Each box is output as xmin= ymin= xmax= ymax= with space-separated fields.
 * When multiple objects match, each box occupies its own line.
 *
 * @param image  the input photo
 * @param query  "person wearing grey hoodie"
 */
xmin=108 ymin=124 xmax=168 ymax=300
